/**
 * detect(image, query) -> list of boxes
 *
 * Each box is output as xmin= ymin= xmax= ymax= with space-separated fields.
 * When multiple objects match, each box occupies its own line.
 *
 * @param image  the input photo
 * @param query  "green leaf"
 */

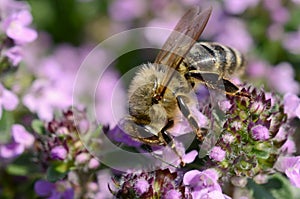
xmin=247 ymin=173 xmax=294 ymax=199
xmin=46 ymin=162 xmax=69 ymax=182
xmin=0 ymin=111 xmax=14 ymax=143
xmin=6 ymin=164 xmax=28 ymax=176
xmin=31 ymin=119 xmax=46 ymax=135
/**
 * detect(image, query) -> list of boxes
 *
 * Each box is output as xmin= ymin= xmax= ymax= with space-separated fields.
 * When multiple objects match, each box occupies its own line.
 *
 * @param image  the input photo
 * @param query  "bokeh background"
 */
xmin=1 ymin=0 xmax=300 ymax=198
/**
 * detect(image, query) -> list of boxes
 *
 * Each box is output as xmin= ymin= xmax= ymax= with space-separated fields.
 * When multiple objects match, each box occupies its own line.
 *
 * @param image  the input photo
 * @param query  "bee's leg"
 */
xmin=160 ymin=121 xmax=185 ymax=166
xmin=131 ymin=121 xmax=185 ymax=166
xmin=176 ymin=95 xmax=208 ymax=142
xmin=187 ymin=71 xmax=250 ymax=98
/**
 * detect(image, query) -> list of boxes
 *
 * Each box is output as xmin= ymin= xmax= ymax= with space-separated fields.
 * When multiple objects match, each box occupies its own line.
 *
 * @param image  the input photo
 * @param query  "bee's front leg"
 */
xmin=176 ymin=95 xmax=208 ymax=142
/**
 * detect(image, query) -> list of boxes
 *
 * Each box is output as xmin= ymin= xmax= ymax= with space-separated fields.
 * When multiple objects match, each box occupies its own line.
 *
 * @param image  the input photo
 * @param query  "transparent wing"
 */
xmin=154 ymin=6 xmax=212 ymax=95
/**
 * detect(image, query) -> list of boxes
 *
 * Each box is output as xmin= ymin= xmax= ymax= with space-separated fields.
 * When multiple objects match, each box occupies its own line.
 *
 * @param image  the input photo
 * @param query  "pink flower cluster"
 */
xmin=0 ymin=0 xmax=37 ymax=66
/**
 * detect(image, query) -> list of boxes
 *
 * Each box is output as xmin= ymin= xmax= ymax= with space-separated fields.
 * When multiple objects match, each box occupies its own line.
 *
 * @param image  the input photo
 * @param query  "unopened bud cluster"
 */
xmin=35 ymin=108 xmax=99 ymax=171
xmin=210 ymin=87 xmax=291 ymax=185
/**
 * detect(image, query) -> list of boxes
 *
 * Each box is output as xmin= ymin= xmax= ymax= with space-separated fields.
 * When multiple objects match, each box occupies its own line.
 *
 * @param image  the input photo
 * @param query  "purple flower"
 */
xmin=75 ymin=152 xmax=90 ymax=164
xmin=3 ymin=10 xmax=37 ymax=44
xmin=109 ymin=0 xmax=147 ymax=22
xmin=23 ymin=79 xmax=72 ymax=121
xmin=88 ymin=158 xmax=100 ymax=169
xmin=283 ymin=30 xmax=300 ymax=54
xmin=113 ymin=169 xmax=187 ymax=198
xmin=34 ymin=180 xmax=55 ymax=196
xmin=222 ymin=133 xmax=235 ymax=144
xmin=251 ymin=125 xmax=270 ymax=141
xmin=34 ymin=180 xmax=74 ymax=199
xmin=183 ymin=169 xmax=226 ymax=199
xmin=96 ymin=69 xmax=127 ymax=127
xmin=50 ymin=146 xmax=68 ymax=160
xmin=280 ymin=138 xmax=296 ymax=155
xmin=224 ymin=0 xmax=259 ymax=14
xmin=0 ymin=83 xmax=19 ymax=119
xmin=292 ymin=0 xmax=300 ymax=5
xmin=268 ymin=62 xmax=300 ymax=94
xmin=94 ymin=170 xmax=114 ymax=199
xmin=12 ymin=124 xmax=34 ymax=148
xmin=5 ymin=46 xmax=23 ymax=66
xmin=218 ymin=100 xmax=232 ymax=112
xmin=275 ymin=156 xmax=300 ymax=188
xmin=270 ymin=7 xmax=289 ymax=24
xmin=0 ymin=142 xmax=24 ymax=158
xmin=246 ymin=60 xmax=270 ymax=78
xmin=0 ymin=124 xmax=34 ymax=158
xmin=209 ymin=146 xmax=226 ymax=162
xmin=134 ymin=178 xmax=149 ymax=196
xmin=215 ymin=19 xmax=253 ymax=53
xmin=164 ymin=189 xmax=182 ymax=199
xmin=283 ymin=93 xmax=300 ymax=119
xmin=145 ymin=17 xmax=178 ymax=47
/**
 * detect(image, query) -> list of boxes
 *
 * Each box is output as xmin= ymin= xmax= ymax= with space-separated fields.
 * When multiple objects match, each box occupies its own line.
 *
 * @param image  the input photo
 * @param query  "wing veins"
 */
xmin=154 ymin=6 xmax=212 ymax=96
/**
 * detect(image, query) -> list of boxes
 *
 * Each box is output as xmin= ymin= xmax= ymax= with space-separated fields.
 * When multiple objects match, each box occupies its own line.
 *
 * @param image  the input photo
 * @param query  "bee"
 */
xmin=120 ymin=7 xmax=247 ymax=152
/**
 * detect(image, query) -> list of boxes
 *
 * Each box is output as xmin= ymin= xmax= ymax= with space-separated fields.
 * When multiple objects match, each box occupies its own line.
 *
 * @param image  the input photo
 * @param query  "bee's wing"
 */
xmin=154 ymin=7 xmax=212 ymax=94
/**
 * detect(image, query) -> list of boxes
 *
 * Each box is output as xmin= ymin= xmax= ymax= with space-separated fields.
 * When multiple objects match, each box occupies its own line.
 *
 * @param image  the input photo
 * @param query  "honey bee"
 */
xmin=120 ymin=7 xmax=246 ymax=151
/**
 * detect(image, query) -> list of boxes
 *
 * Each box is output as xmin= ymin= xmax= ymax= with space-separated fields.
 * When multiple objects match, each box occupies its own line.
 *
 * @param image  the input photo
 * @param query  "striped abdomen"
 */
xmin=183 ymin=42 xmax=245 ymax=77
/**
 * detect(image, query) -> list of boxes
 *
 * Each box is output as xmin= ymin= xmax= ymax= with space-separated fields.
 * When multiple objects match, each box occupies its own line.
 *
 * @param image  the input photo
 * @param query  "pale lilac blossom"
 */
xmin=75 ymin=152 xmax=90 ymax=164
xmin=96 ymin=69 xmax=127 ymax=127
xmin=218 ymin=100 xmax=232 ymax=112
xmin=280 ymin=138 xmax=296 ymax=155
xmin=183 ymin=169 xmax=228 ymax=199
xmin=88 ymin=158 xmax=100 ymax=169
xmin=5 ymin=46 xmax=23 ymax=66
xmin=0 ymin=124 xmax=34 ymax=158
xmin=215 ymin=18 xmax=252 ymax=53
xmin=164 ymin=189 xmax=182 ymax=199
xmin=246 ymin=60 xmax=270 ymax=78
xmin=3 ymin=10 xmax=37 ymax=44
xmin=11 ymin=124 xmax=34 ymax=148
xmin=283 ymin=93 xmax=300 ymax=119
xmin=209 ymin=146 xmax=226 ymax=162
xmin=134 ymin=178 xmax=149 ymax=195
xmin=0 ymin=83 xmax=19 ymax=119
xmin=109 ymin=0 xmax=147 ymax=22
xmin=222 ymin=133 xmax=235 ymax=144
xmin=50 ymin=145 xmax=68 ymax=160
xmin=145 ymin=18 xmax=177 ymax=47
xmin=0 ymin=142 xmax=24 ymax=158
xmin=270 ymin=7 xmax=289 ymax=24
xmin=268 ymin=62 xmax=300 ymax=94
xmin=251 ymin=125 xmax=270 ymax=141
xmin=23 ymin=79 xmax=72 ymax=121
xmin=94 ymin=170 xmax=114 ymax=199
xmin=224 ymin=0 xmax=259 ymax=14
xmin=283 ymin=30 xmax=300 ymax=54
xmin=292 ymin=0 xmax=300 ymax=5
xmin=275 ymin=156 xmax=300 ymax=188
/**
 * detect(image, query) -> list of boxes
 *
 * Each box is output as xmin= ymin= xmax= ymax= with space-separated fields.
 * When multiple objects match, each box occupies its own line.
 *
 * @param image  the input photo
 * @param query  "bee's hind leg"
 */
xmin=176 ymin=95 xmax=208 ymax=142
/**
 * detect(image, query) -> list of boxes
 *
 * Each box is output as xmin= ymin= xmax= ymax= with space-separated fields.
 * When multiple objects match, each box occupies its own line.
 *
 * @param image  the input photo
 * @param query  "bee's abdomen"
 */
xmin=184 ymin=42 xmax=245 ymax=77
